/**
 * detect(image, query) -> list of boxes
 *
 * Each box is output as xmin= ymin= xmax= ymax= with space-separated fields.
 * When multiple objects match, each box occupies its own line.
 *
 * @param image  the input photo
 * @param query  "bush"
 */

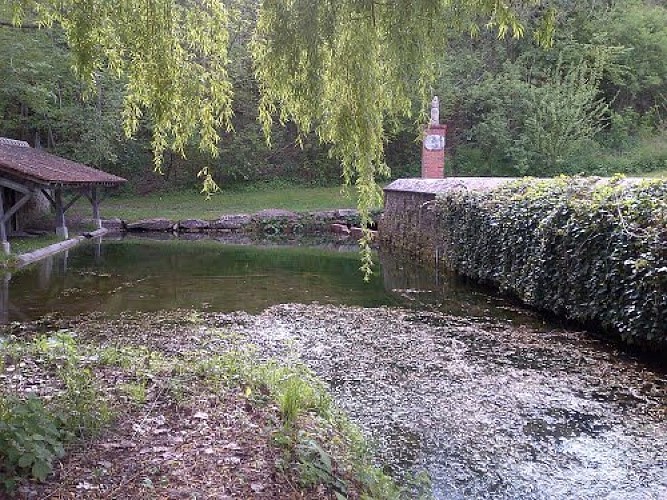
xmin=0 ymin=331 xmax=113 ymax=492
xmin=434 ymin=176 xmax=667 ymax=351
xmin=0 ymin=396 xmax=67 ymax=491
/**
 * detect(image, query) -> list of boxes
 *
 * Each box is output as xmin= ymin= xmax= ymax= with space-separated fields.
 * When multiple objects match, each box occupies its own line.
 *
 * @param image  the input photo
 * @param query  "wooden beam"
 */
xmin=63 ymin=192 xmax=83 ymax=214
xmin=91 ymin=187 xmax=100 ymax=222
xmin=41 ymin=188 xmax=56 ymax=208
xmin=1 ymin=191 xmax=33 ymax=224
xmin=54 ymin=187 xmax=68 ymax=239
xmin=0 ymin=177 xmax=31 ymax=194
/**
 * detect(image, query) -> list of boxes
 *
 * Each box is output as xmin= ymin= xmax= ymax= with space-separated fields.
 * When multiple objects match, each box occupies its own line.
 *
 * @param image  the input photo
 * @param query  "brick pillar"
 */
xmin=421 ymin=124 xmax=447 ymax=179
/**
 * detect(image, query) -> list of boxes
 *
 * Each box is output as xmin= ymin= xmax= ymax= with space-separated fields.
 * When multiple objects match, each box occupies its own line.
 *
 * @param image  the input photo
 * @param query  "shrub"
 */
xmin=434 ymin=176 xmax=667 ymax=351
xmin=0 ymin=396 xmax=67 ymax=491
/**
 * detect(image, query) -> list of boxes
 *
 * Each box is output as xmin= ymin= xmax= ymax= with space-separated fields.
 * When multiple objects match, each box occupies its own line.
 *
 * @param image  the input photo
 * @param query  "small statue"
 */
xmin=430 ymin=96 xmax=439 ymax=125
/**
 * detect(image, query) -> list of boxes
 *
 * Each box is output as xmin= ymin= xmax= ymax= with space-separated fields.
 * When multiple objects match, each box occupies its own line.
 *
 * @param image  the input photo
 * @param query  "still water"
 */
xmin=3 ymin=236 xmax=404 ymax=321
xmin=3 ymin=235 xmax=520 ymax=322
xmin=4 ymin=236 xmax=666 ymax=499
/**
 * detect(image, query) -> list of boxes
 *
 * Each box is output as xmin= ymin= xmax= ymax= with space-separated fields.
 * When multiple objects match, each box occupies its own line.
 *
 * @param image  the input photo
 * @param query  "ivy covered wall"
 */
xmin=381 ymin=177 xmax=667 ymax=352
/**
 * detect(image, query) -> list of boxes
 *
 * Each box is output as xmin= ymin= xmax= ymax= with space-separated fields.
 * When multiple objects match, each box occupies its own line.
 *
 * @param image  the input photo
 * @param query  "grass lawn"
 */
xmin=70 ymin=185 xmax=362 ymax=221
xmin=646 ymin=168 xmax=667 ymax=178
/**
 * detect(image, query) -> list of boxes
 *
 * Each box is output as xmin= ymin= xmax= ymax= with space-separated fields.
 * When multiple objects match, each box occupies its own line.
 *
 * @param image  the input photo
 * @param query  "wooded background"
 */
xmin=1 ymin=0 xmax=665 ymax=193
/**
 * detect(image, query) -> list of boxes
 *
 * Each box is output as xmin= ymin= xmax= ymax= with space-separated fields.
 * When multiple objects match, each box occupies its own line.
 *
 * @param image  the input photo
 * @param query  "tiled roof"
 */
xmin=0 ymin=139 xmax=126 ymax=186
xmin=0 ymin=137 xmax=29 ymax=148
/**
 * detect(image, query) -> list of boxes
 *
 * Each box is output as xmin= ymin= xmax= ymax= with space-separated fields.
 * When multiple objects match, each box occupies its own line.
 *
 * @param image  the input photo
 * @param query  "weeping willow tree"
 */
xmin=1 ymin=0 xmax=554 ymax=276
xmin=2 ymin=0 xmax=234 ymax=190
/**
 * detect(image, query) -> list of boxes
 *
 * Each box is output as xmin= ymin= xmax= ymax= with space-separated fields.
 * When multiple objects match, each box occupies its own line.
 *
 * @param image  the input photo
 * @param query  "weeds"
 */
xmin=119 ymin=381 xmax=148 ymax=405
xmin=57 ymin=366 xmax=111 ymax=437
xmin=0 ymin=395 xmax=66 ymax=490
xmin=0 ymin=331 xmax=113 ymax=492
xmin=0 ymin=321 xmax=415 ymax=498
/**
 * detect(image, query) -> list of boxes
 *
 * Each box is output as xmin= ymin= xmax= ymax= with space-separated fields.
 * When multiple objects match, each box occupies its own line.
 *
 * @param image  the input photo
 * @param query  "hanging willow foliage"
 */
xmin=3 ymin=0 xmax=234 ymax=177
xmin=2 ymin=0 xmax=555 ymax=277
xmin=252 ymin=0 xmax=554 ymax=277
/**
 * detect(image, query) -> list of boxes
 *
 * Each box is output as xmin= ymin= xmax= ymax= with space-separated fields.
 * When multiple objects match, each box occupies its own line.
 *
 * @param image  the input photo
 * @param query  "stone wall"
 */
xmin=380 ymin=190 xmax=438 ymax=265
xmin=106 ymin=208 xmax=383 ymax=241
xmin=380 ymin=176 xmax=666 ymax=353
xmin=380 ymin=178 xmax=515 ymax=267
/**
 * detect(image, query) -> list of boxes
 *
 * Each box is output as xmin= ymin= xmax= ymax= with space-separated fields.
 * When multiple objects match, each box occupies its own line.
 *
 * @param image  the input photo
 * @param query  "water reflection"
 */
xmin=2 ymin=236 xmax=404 ymax=322
xmin=380 ymin=252 xmax=533 ymax=322
xmin=2 ymin=236 xmax=534 ymax=324
xmin=3 ymin=246 xmax=75 ymax=323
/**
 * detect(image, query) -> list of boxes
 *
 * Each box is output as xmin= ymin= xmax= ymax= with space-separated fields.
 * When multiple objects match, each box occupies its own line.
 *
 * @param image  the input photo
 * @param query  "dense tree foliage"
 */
xmin=0 ymin=28 xmax=124 ymax=166
xmin=0 ymin=0 xmax=557 ymax=274
xmin=3 ymin=0 xmax=234 ymax=194
xmin=439 ymin=0 xmax=667 ymax=176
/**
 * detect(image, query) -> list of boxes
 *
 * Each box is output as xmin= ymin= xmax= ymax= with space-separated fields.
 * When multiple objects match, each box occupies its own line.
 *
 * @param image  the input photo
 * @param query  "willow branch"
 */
xmin=0 ymin=20 xmax=40 ymax=29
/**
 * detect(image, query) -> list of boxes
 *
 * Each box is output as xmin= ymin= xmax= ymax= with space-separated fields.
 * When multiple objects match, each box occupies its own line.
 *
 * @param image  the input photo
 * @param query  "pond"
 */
xmin=4 ymin=236 xmax=667 ymax=499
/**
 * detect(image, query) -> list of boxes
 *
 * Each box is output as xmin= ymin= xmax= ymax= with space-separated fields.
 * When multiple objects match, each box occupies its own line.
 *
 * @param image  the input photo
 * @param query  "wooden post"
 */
xmin=0 ymin=188 xmax=10 ymax=254
xmin=91 ymin=186 xmax=102 ymax=229
xmin=94 ymin=237 xmax=102 ymax=263
xmin=54 ymin=186 xmax=68 ymax=239
xmin=38 ymin=255 xmax=53 ymax=289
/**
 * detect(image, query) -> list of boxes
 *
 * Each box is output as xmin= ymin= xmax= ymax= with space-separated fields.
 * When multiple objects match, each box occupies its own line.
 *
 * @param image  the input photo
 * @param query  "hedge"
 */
xmin=434 ymin=176 xmax=667 ymax=352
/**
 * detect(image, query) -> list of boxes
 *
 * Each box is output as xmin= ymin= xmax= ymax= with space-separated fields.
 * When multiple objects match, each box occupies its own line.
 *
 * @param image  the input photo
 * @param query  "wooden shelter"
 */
xmin=0 ymin=137 xmax=126 ymax=253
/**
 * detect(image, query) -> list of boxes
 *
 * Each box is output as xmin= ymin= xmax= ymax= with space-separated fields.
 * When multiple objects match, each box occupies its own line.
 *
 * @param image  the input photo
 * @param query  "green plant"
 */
xmin=295 ymin=436 xmax=348 ymax=495
xmin=515 ymin=60 xmax=610 ymax=173
xmin=119 ymin=381 xmax=148 ymax=405
xmin=434 ymin=177 xmax=667 ymax=350
xmin=34 ymin=330 xmax=78 ymax=364
xmin=97 ymin=345 xmax=165 ymax=374
xmin=276 ymin=376 xmax=321 ymax=426
xmin=58 ymin=365 xmax=111 ymax=437
xmin=0 ymin=395 xmax=67 ymax=491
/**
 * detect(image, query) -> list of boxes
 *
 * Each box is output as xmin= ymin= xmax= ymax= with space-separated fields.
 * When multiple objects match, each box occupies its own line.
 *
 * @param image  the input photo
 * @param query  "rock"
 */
xmin=336 ymin=209 xmax=359 ymax=219
xmin=101 ymin=218 xmax=125 ymax=232
xmin=179 ymin=232 xmax=208 ymax=241
xmin=177 ymin=219 xmax=209 ymax=232
xmin=210 ymin=214 xmax=252 ymax=231
xmin=253 ymin=209 xmax=300 ymax=235
xmin=331 ymin=223 xmax=351 ymax=236
xmin=253 ymin=209 xmax=298 ymax=222
xmin=250 ymin=483 xmax=265 ymax=493
xmin=309 ymin=210 xmax=338 ymax=221
xmin=126 ymin=218 xmax=175 ymax=232
xmin=350 ymin=227 xmax=379 ymax=240
xmin=350 ymin=226 xmax=364 ymax=239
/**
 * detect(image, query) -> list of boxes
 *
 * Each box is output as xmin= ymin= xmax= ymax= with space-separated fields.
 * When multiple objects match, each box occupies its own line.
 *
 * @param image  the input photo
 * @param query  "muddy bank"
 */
xmin=13 ymin=304 xmax=667 ymax=499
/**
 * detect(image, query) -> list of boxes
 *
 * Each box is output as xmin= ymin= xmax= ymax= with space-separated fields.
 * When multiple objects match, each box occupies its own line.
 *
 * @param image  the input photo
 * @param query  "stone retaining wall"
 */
xmin=100 ymin=208 xmax=382 ymax=241
xmin=380 ymin=176 xmax=666 ymax=353
xmin=379 ymin=178 xmax=515 ymax=266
